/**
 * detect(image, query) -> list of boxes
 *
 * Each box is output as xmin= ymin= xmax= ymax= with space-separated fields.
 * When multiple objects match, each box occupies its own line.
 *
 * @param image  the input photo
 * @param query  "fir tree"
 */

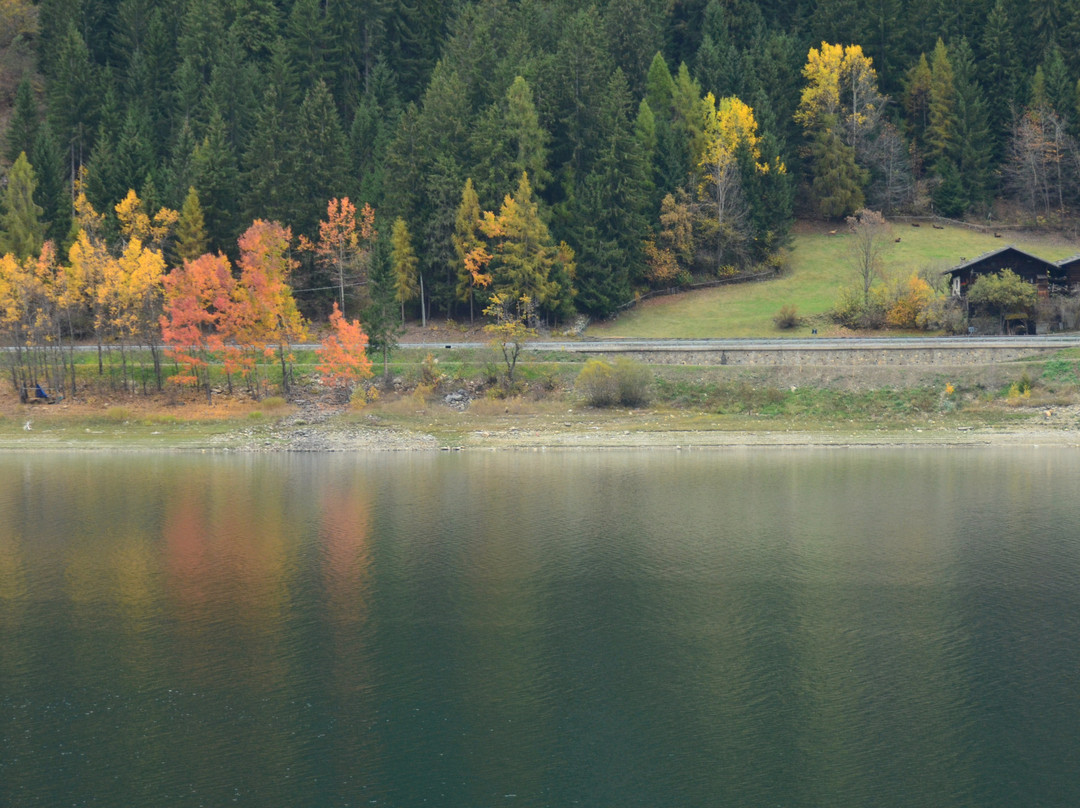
xmin=293 ymin=80 xmax=349 ymax=238
xmin=0 ymin=153 xmax=46 ymax=260
xmin=175 ymin=186 xmax=209 ymax=263
xmin=191 ymin=107 xmax=239 ymax=251
xmin=810 ymin=119 xmax=867 ymax=218
xmin=6 ymin=76 xmax=39 ymax=166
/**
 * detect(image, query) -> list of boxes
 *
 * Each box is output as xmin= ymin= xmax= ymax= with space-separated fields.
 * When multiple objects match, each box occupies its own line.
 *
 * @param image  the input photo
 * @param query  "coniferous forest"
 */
xmin=1 ymin=0 xmax=1079 ymax=332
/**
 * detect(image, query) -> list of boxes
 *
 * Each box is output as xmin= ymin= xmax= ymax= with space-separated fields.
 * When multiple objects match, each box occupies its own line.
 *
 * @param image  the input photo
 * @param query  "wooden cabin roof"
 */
xmin=943 ymin=245 xmax=1057 ymax=277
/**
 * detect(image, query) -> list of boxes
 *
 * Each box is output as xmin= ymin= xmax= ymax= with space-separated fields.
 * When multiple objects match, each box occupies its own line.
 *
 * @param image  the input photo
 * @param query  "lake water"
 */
xmin=1 ymin=448 xmax=1079 ymax=807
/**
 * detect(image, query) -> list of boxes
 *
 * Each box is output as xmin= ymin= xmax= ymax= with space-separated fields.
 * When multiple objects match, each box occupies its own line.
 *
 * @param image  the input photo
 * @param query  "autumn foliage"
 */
xmin=316 ymin=302 xmax=373 ymax=396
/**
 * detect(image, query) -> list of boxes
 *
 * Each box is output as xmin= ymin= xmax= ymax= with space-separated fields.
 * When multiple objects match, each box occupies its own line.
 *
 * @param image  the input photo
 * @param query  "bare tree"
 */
xmin=1005 ymin=108 xmax=1078 ymax=218
xmin=846 ymin=208 xmax=892 ymax=304
xmin=865 ymin=122 xmax=915 ymax=213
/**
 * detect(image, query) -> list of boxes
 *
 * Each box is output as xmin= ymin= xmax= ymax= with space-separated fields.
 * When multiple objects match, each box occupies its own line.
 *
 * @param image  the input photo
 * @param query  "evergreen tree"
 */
xmin=191 ymin=107 xmax=240 ymax=251
xmin=287 ymin=0 xmax=328 ymax=92
xmin=570 ymin=70 xmax=652 ymax=315
xmin=603 ymin=0 xmax=664 ymax=98
xmin=0 ymin=153 xmax=46 ymax=260
xmin=293 ymin=80 xmax=349 ymax=238
xmin=175 ymin=186 xmax=209 ymax=262
xmin=46 ymin=22 xmax=98 ymax=172
xmin=453 ymin=177 xmax=488 ymax=323
xmin=949 ymin=37 xmax=993 ymax=209
xmin=981 ymin=0 xmax=1021 ymax=153
xmin=694 ymin=1 xmax=741 ymax=97
xmin=391 ymin=217 xmax=420 ymax=322
xmin=242 ymin=49 xmax=300 ymax=226
xmin=115 ymin=106 xmax=156 ymax=197
xmin=932 ymin=157 xmax=967 ymax=215
xmin=363 ymin=234 xmax=404 ymax=379
xmin=927 ymin=38 xmax=957 ymax=170
xmin=6 ymin=76 xmax=39 ymax=166
xmin=810 ymin=119 xmax=867 ymax=218
xmin=32 ymin=123 xmax=72 ymax=246
xmin=349 ymin=61 xmax=401 ymax=209
xmin=739 ymin=131 xmax=794 ymax=262
xmin=903 ymin=53 xmax=933 ymax=171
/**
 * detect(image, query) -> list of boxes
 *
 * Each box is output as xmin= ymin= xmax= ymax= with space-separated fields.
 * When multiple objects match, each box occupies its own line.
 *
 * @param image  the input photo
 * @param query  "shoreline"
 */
xmin=2 ymin=411 xmax=1078 ymax=453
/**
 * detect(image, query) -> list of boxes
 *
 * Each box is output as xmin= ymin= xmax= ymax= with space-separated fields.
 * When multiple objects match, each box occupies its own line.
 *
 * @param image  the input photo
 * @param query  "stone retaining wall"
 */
xmin=564 ymin=344 xmax=1055 ymax=366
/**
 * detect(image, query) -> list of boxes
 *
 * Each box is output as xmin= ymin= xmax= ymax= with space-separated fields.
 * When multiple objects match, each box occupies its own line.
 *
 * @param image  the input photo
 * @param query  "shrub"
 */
xmin=613 ymin=358 xmax=651 ymax=407
xmin=575 ymin=360 xmax=618 ymax=407
xmin=575 ymin=359 xmax=652 ymax=407
xmin=773 ymin=304 xmax=800 ymax=329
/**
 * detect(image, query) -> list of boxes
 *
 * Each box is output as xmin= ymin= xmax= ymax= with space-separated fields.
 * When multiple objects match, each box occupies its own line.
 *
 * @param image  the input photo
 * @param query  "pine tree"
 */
xmin=949 ymin=38 xmax=993 ymax=209
xmin=175 ymin=186 xmax=209 ymax=262
xmin=0 ymin=153 xmax=46 ymax=260
xmin=293 ymin=80 xmax=348 ymax=238
xmin=570 ymin=70 xmax=651 ymax=316
xmin=363 ymin=234 xmax=404 ymax=379
xmin=46 ymin=22 xmax=97 ymax=172
xmin=191 ymin=107 xmax=239 ymax=251
xmin=6 ymin=76 xmax=39 ymax=166
xmin=903 ymin=53 xmax=933 ymax=171
xmin=453 ymin=178 xmax=490 ymax=323
xmin=810 ymin=119 xmax=867 ymax=218
xmin=981 ymin=0 xmax=1021 ymax=153
xmin=927 ymin=39 xmax=957 ymax=171
xmin=391 ymin=217 xmax=419 ymax=322
xmin=32 ymin=123 xmax=72 ymax=246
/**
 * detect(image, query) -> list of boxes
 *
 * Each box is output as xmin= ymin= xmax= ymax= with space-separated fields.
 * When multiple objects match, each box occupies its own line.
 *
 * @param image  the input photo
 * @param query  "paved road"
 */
xmin=402 ymin=335 xmax=1080 ymax=352
xmin=41 ymin=335 xmax=1080 ymax=353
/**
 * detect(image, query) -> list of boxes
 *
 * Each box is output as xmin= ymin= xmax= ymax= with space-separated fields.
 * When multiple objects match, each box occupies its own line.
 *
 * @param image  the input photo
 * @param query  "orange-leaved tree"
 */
xmin=299 ymin=198 xmax=376 ymax=313
xmin=160 ymin=252 xmax=236 ymax=403
xmin=315 ymin=302 xmax=373 ymax=401
xmin=232 ymin=220 xmax=307 ymax=396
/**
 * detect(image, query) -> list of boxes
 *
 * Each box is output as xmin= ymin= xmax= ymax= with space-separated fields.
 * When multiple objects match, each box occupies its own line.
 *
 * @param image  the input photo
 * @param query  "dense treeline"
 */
xmin=2 ymin=0 xmax=1080 ymax=328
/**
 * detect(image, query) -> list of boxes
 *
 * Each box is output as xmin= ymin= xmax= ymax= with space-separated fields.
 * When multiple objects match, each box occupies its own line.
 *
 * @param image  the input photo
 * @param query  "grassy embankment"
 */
xmin=3 ymin=222 xmax=1080 ymax=448
xmin=589 ymin=221 xmax=1078 ymax=338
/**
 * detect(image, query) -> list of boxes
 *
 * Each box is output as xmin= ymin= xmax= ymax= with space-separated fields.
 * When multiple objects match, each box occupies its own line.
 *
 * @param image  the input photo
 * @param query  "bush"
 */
xmin=575 ymin=360 xmax=618 ymax=406
xmin=773 ymin=304 xmax=800 ymax=329
xmin=613 ymin=358 xmax=651 ymax=407
xmin=575 ymin=358 xmax=652 ymax=407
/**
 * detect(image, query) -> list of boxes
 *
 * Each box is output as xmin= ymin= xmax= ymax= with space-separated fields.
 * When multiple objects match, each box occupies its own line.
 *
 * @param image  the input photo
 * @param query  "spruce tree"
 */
xmin=0 ymin=153 xmax=46 ymax=260
xmin=32 ymin=123 xmax=72 ymax=246
xmin=191 ymin=107 xmax=239 ymax=251
xmin=950 ymin=38 xmax=993 ymax=209
xmin=810 ymin=119 xmax=867 ymax=218
xmin=569 ymin=70 xmax=651 ymax=316
xmin=175 ymin=186 xmax=209 ymax=262
xmin=293 ymin=80 xmax=349 ymax=238
xmin=6 ymin=76 xmax=39 ymax=166
xmin=363 ymin=234 xmax=404 ymax=380
xmin=927 ymin=39 xmax=957 ymax=172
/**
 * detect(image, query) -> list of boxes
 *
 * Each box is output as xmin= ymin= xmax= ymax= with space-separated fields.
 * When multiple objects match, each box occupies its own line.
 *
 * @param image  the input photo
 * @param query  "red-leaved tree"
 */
xmin=316 ymin=302 xmax=373 ymax=400
xmin=160 ymin=253 xmax=235 ymax=402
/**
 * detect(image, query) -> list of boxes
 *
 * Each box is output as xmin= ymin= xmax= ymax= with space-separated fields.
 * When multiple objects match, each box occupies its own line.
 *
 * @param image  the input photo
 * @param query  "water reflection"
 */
xmin=0 ymin=449 xmax=1079 ymax=807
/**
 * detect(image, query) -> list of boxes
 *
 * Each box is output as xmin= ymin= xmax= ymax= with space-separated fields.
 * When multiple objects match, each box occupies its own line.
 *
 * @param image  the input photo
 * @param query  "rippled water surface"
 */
xmin=2 ymin=448 xmax=1080 ymax=807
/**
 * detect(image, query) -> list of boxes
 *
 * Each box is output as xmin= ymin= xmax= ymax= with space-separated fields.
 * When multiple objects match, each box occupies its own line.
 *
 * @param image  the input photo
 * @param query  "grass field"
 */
xmin=588 ymin=221 xmax=1080 ymax=339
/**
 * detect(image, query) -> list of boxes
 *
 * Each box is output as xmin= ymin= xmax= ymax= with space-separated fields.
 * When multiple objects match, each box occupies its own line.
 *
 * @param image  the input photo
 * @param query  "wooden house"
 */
xmin=943 ymin=246 xmax=1060 ymax=299
xmin=1054 ymin=254 xmax=1080 ymax=294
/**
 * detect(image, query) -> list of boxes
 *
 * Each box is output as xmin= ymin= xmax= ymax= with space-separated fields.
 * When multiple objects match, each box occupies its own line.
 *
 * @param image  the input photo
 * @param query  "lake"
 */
xmin=1 ymin=448 xmax=1079 ymax=807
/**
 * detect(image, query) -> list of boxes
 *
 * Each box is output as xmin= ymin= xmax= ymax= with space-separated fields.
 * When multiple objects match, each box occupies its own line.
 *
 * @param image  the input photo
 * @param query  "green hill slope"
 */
xmin=588 ymin=223 xmax=1079 ymax=339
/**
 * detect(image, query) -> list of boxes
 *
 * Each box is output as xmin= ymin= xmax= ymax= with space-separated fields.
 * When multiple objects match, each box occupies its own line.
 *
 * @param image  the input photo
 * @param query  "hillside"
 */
xmin=589 ymin=221 xmax=1080 ymax=339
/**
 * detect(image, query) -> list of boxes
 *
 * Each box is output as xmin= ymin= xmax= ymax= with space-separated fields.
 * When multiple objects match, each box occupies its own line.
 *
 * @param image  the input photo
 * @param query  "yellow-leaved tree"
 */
xmin=796 ymin=43 xmax=882 ymax=217
xmin=696 ymin=94 xmax=766 ymax=271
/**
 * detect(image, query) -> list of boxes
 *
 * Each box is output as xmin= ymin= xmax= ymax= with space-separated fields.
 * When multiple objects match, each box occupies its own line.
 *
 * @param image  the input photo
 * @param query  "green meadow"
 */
xmin=588 ymin=223 xmax=1079 ymax=339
